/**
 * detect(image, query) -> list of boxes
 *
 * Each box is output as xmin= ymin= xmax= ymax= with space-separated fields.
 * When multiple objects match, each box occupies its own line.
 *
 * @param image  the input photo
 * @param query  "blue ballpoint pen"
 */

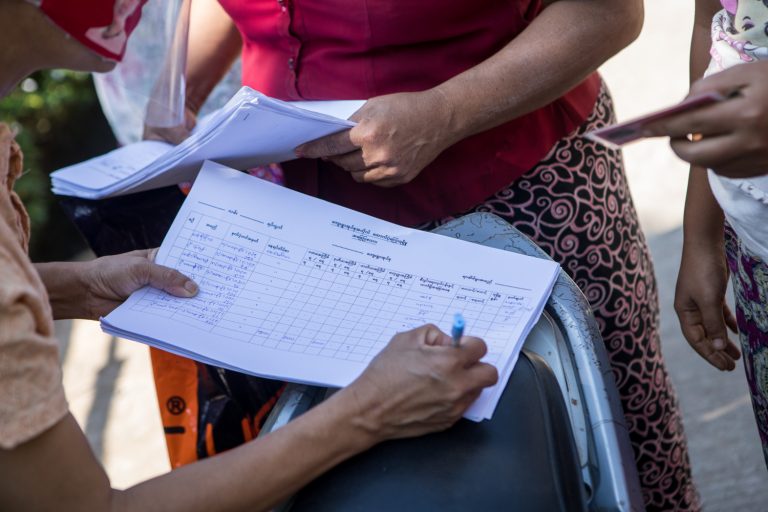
xmin=451 ymin=313 xmax=465 ymax=347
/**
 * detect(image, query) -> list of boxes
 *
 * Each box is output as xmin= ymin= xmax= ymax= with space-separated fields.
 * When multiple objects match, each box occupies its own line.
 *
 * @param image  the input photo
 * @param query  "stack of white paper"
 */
xmin=51 ymin=87 xmax=363 ymax=199
xmin=101 ymin=161 xmax=560 ymax=421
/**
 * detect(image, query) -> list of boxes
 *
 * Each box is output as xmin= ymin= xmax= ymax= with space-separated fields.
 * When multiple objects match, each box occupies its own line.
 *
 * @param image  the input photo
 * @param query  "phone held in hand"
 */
xmin=585 ymin=91 xmax=730 ymax=148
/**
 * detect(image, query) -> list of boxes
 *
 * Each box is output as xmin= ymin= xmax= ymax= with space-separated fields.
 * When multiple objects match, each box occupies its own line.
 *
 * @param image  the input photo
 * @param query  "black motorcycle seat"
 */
xmin=290 ymin=350 xmax=587 ymax=512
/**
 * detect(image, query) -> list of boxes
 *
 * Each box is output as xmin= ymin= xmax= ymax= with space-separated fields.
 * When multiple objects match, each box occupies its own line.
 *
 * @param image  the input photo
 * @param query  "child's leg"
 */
xmin=725 ymin=224 xmax=768 ymax=468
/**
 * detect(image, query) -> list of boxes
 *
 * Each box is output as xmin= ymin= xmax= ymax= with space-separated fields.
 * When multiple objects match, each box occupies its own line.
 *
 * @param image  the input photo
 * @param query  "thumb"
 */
xmin=138 ymin=261 xmax=199 ymax=298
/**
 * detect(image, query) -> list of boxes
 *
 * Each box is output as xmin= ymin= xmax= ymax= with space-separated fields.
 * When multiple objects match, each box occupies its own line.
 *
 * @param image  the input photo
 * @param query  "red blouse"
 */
xmin=218 ymin=0 xmax=601 ymax=226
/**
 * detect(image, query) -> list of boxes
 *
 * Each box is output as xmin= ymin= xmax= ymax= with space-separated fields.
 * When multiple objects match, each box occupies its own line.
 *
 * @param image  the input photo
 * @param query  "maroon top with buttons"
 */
xmin=218 ymin=0 xmax=601 ymax=226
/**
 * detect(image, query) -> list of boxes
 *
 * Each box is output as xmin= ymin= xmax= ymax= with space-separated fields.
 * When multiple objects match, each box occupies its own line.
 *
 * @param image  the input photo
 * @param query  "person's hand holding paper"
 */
xmin=144 ymin=105 xmax=197 ymax=145
xmin=35 ymin=249 xmax=199 ymax=321
xmin=295 ymin=90 xmax=458 ymax=188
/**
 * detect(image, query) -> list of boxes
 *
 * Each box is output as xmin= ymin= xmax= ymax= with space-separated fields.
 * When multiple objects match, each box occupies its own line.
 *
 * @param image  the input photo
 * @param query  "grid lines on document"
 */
xmin=130 ymin=209 xmax=532 ymax=365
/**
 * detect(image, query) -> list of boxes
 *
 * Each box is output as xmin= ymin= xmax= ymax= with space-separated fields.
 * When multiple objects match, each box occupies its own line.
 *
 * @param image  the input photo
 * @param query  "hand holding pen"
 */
xmin=452 ymin=313 xmax=465 ymax=348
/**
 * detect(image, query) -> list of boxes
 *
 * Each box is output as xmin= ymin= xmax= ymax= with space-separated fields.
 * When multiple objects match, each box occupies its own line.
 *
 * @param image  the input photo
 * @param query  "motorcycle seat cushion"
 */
xmin=290 ymin=350 xmax=587 ymax=512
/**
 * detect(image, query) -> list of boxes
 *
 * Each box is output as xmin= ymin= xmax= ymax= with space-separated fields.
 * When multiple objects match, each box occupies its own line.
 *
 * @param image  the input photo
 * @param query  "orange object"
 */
xmin=150 ymin=348 xmax=200 ymax=467
xmin=150 ymin=347 xmax=286 ymax=467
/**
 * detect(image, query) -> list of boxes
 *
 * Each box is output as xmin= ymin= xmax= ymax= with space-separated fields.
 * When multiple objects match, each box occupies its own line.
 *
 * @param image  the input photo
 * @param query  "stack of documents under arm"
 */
xmin=50 ymin=87 xmax=363 ymax=199
xmin=101 ymin=161 xmax=560 ymax=421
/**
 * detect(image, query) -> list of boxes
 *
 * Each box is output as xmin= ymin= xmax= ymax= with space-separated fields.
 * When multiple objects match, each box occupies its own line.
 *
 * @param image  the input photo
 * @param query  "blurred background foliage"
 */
xmin=0 ymin=70 xmax=117 ymax=261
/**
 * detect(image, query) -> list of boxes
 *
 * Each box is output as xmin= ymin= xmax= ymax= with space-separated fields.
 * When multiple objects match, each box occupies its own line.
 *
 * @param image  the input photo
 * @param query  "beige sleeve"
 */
xmin=0 ymin=122 xmax=68 ymax=449
xmin=0 ymin=262 xmax=68 ymax=450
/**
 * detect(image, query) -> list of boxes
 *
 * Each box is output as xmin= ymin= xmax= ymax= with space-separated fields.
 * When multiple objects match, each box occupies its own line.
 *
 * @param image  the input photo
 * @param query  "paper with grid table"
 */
xmin=101 ymin=161 xmax=559 ymax=421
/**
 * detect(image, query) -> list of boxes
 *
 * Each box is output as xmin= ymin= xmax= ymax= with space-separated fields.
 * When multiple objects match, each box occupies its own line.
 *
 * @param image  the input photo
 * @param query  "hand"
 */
xmin=674 ymin=239 xmax=740 ymax=371
xmin=644 ymin=61 xmax=768 ymax=178
xmin=80 ymin=248 xmax=198 ymax=319
xmin=339 ymin=324 xmax=498 ymax=442
xmin=295 ymin=90 xmax=458 ymax=187
xmin=143 ymin=106 xmax=197 ymax=145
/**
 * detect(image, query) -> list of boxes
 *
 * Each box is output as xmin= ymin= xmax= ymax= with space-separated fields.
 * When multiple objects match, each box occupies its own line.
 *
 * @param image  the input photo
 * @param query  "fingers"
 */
xmin=456 ymin=336 xmax=489 ymax=365
xmin=418 ymin=325 xmax=488 ymax=365
xmin=355 ymin=323 xmax=499 ymax=439
xmin=139 ymin=262 xmax=199 ymax=298
xmin=677 ymin=306 xmax=738 ymax=371
xmin=131 ymin=248 xmax=197 ymax=297
xmin=724 ymin=304 xmax=739 ymax=333
xmin=349 ymin=167 xmax=394 ymax=185
xmin=347 ymin=104 xmax=366 ymax=123
xmin=700 ymin=307 xmax=739 ymax=370
xmin=322 ymin=152 xmax=405 ymax=186
xmin=421 ymin=324 xmax=452 ymax=346
xmin=688 ymin=65 xmax=751 ymax=97
xmin=326 ymin=150 xmax=371 ymax=173
xmin=644 ymin=100 xmax=740 ymax=139
xmin=723 ymin=338 xmax=741 ymax=362
xmin=679 ymin=316 xmax=731 ymax=371
xmin=143 ymin=123 xmax=193 ymax=145
xmin=296 ymin=130 xmax=357 ymax=158
xmin=687 ymin=149 xmax=768 ymax=179
xmin=132 ymin=248 xmax=159 ymax=262
xmin=669 ymin=133 xmax=743 ymax=170
xmin=464 ymin=362 xmax=499 ymax=389
xmin=306 ymin=147 xmax=406 ymax=187
xmin=714 ymin=306 xmax=741 ymax=361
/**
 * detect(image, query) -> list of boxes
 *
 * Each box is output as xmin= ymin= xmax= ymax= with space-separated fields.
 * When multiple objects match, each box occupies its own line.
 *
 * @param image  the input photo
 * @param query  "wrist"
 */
xmin=321 ymin=384 xmax=384 ymax=452
xmin=35 ymin=261 xmax=91 ymax=319
xmin=682 ymin=167 xmax=725 ymax=247
xmin=682 ymin=210 xmax=725 ymax=249
xmin=681 ymin=223 xmax=726 ymax=269
xmin=428 ymin=85 xmax=470 ymax=147
xmin=185 ymin=84 xmax=211 ymax=117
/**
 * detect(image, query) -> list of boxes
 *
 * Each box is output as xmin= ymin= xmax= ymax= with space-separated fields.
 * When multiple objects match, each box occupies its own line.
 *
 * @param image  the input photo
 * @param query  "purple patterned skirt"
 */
xmin=420 ymin=82 xmax=699 ymax=511
xmin=725 ymin=223 xmax=768 ymax=469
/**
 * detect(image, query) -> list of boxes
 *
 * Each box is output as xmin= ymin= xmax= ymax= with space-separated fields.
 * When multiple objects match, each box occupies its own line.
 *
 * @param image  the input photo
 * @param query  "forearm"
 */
xmin=185 ymin=0 xmax=242 ymax=114
xmin=683 ymin=169 xmax=724 ymax=247
xmin=434 ymin=0 xmax=643 ymax=142
xmin=683 ymin=0 xmax=725 ymax=248
xmin=115 ymin=388 xmax=372 ymax=512
xmin=1 ymin=326 xmax=495 ymax=511
xmin=34 ymin=262 xmax=88 ymax=320
xmin=1 ymin=396 xmax=370 ymax=512
xmin=692 ymin=0 xmax=720 ymax=82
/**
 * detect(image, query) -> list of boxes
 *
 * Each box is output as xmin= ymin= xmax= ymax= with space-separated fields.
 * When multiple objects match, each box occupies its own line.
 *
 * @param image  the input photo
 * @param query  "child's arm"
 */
xmin=676 ymin=170 xmax=740 ymax=370
xmin=144 ymin=0 xmax=242 ymax=144
xmin=674 ymin=0 xmax=740 ymax=371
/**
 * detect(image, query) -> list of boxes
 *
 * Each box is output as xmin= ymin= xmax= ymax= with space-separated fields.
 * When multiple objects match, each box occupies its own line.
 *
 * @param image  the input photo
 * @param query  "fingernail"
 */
xmin=184 ymin=280 xmax=199 ymax=295
xmin=713 ymin=338 xmax=725 ymax=350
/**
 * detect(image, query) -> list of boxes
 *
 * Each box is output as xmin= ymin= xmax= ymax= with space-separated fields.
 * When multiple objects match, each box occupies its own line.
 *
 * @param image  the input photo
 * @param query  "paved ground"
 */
xmin=647 ymin=228 xmax=768 ymax=511
xmin=54 ymin=1 xmax=768 ymax=509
